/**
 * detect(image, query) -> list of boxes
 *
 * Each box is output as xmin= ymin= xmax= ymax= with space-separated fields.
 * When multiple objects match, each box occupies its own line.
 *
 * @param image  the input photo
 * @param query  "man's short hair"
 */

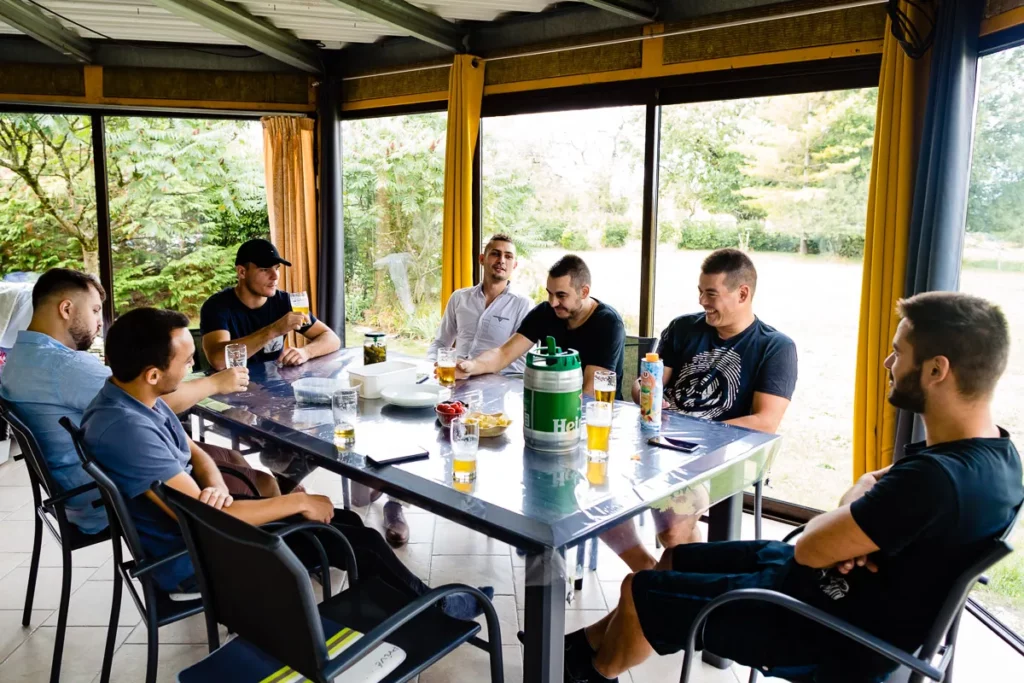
xmin=897 ymin=291 xmax=1009 ymax=398
xmin=484 ymin=233 xmax=515 ymax=252
xmin=32 ymin=268 xmax=106 ymax=309
xmin=701 ymin=248 xmax=757 ymax=293
xmin=548 ymin=255 xmax=591 ymax=292
xmin=105 ymin=308 xmax=190 ymax=383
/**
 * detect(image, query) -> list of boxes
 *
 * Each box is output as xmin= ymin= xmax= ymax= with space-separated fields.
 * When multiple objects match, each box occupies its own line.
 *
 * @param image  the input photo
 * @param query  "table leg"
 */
xmin=523 ymin=548 xmax=566 ymax=683
xmin=703 ymin=491 xmax=744 ymax=669
xmin=341 ymin=477 xmax=351 ymax=510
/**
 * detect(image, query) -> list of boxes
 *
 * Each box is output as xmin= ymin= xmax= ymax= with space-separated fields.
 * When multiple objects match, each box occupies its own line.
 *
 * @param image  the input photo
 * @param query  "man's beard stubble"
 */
xmin=888 ymin=364 xmax=926 ymax=414
xmin=69 ymin=319 xmax=97 ymax=351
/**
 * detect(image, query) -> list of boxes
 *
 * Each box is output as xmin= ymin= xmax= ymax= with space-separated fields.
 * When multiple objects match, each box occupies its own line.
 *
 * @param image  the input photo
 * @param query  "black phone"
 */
xmin=365 ymin=446 xmax=430 ymax=467
xmin=647 ymin=436 xmax=700 ymax=453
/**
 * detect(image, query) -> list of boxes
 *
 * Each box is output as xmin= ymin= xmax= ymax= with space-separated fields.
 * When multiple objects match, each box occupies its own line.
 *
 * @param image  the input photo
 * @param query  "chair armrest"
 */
xmin=214 ymin=466 xmax=260 ymax=497
xmin=42 ymin=481 xmax=99 ymax=510
xmin=680 ymin=588 xmax=942 ymax=682
xmin=322 ymin=584 xmax=501 ymax=681
xmin=13 ymin=452 xmax=24 ymax=461
xmin=273 ymin=521 xmax=360 ymax=584
xmin=782 ymin=524 xmax=806 ymax=544
xmin=131 ymin=548 xmax=190 ymax=579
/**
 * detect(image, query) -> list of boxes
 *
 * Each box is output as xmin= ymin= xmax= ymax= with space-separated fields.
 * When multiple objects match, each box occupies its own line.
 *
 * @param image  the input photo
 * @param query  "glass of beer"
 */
xmin=594 ymin=370 xmax=616 ymax=404
xmin=586 ymin=400 xmax=613 ymax=456
xmin=437 ymin=347 xmax=457 ymax=388
xmin=586 ymin=456 xmax=608 ymax=486
xmin=450 ymin=416 xmax=479 ymax=483
xmin=332 ymin=386 xmax=358 ymax=448
xmin=225 ymin=343 xmax=247 ymax=369
xmin=290 ymin=291 xmax=311 ymax=325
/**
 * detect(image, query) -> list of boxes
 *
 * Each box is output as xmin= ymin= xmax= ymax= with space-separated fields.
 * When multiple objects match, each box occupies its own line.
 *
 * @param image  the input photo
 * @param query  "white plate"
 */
xmin=380 ymin=383 xmax=447 ymax=408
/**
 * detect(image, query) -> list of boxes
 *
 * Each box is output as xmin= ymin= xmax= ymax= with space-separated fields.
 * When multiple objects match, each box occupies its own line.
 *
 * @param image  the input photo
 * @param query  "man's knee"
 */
xmin=655 ymin=547 xmax=675 ymax=571
xmin=619 ymin=574 xmax=637 ymax=609
xmin=657 ymin=514 xmax=702 ymax=548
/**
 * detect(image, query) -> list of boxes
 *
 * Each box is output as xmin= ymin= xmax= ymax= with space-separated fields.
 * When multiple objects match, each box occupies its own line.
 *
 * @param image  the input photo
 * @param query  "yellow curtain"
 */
xmin=262 ymin=116 xmax=319 ymax=327
xmin=440 ymin=55 xmax=485 ymax=311
xmin=852 ymin=5 xmax=931 ymax=479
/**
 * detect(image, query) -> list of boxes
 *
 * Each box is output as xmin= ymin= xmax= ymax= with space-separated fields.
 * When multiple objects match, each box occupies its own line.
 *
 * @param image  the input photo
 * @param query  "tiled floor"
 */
xmin=1 ymin=442 xmax=1023 ymax=683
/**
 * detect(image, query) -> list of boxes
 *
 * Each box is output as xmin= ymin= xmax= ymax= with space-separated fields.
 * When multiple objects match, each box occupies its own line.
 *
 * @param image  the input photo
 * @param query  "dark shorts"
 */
xmin=631 ymin=540 xmax=891 ymax=683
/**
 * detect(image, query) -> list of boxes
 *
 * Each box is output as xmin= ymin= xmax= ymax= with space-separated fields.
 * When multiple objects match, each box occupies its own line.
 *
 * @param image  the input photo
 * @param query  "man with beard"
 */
xmin=428 ymin=233 xmax=533 ymax=373
xmin=200 ymin=239 xmax=340 ymax=369
xmin=604 ymin=248 xmax=797 ymax=573
xmin=563 ymin=291 xmax=1022 ymax=683
xmin=0 ymin=269 xmax=260 ymax=536
xmin=455 ymin=254 xmax=625 ymax=396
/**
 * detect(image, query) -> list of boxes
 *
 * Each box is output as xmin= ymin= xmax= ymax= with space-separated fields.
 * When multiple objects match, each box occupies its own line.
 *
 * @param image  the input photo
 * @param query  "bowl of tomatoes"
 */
xmin=435 ymin=400 xmax=467 ymax=428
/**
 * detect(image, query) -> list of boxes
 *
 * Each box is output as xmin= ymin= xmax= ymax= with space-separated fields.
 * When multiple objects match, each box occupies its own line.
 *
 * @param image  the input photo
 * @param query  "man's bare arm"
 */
xmin=163 ymin=367 xmax=249 ymax=414
xmin=278 ymin=321 xmax=341 ymax=366
xmin=202 ymin=311 xmax=306 ymax=370
xmin=458 ymin=334 xmax=535 ymax=378
xmin=724 ymin=392 xmax=791 ymax=433
xmin=794 ymin=506 xmax=880 ymax=569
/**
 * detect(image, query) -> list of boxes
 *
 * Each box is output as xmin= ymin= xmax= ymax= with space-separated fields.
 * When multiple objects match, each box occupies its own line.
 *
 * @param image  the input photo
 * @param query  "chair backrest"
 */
xmin=622 ymin=335 xmax=657 ymax=395
xmin=917 ymin=503 xmax=1022 ymax=661
xmin=189 ymin=329 xmax=213 ymax=373
xmin=59 ymin=416 xmax=152 ymax=567
xmin=158 ymin=483 xmax=331 ymax=681
xmin=0 ymin=396 xmax=61 ymax=499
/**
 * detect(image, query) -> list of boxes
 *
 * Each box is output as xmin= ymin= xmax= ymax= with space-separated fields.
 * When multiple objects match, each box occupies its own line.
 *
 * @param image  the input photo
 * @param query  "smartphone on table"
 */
xmin=647 ymin=435 xmax=700 ymax=453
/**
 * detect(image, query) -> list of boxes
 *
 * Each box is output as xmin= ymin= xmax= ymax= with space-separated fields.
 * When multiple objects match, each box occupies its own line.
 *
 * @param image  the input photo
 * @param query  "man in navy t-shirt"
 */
xmin=565 ymin=292 xmax=1022 ymax=683
xmin=605 ymin=249 xmax=798 ymax=573
xmin=200 ymin=239 xmax=340 ymax=369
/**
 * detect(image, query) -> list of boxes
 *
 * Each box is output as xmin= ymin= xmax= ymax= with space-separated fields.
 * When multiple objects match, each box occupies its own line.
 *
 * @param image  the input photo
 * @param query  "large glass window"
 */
xmin=0 ymin=114 xmax=97 ymax=279
xmin=342 ymin=113 xmax=447 ymax=355
xmin=106 ymin=117 xmax=268 ymax=323
xmin=653 ymin=89 xmax=877 ymax=512
xmin=482 ymin=106 xmax=646 ymax=334
xmin=961 ymin=43 xmax=1024 ymax=637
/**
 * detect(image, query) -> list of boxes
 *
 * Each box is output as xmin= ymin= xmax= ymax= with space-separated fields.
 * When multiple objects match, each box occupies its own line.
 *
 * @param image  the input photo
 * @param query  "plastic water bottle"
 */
xmin=639 ymin=352 xmax=664 ymax=431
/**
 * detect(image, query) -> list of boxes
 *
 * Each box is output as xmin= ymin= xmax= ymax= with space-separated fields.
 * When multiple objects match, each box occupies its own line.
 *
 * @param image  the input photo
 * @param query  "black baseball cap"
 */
xmin=235 ymin=239 xmax=291 ymax=268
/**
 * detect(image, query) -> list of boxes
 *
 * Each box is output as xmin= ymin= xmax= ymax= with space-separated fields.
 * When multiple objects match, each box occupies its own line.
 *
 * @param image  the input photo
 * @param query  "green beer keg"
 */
xmin=523 ymin=336 xmax=583 ymax=452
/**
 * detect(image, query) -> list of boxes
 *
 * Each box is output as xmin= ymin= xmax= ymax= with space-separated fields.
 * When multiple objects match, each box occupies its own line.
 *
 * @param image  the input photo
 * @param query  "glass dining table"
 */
xmin=189 ymin=349 xmax=782 ymax=682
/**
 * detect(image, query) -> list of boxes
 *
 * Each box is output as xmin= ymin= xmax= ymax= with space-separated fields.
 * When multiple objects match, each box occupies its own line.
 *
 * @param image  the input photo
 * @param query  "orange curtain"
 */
xmin=852 ymin=4 xmax=931 ymax=479
xmin=262 ymin=116 xmax=319 ymax=319
xmin=440 ymin=55 xmax=485 ymax=311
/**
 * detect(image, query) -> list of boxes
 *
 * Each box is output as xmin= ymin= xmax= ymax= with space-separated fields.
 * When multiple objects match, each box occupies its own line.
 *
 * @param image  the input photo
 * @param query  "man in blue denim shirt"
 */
xmin=0 ymin=269 xmax=263 ymax=534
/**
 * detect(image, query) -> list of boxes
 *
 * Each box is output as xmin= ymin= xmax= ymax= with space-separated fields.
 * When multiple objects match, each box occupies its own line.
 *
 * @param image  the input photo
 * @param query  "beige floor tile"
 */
xmin=2 ymin=503 xmax=36 ymax=522
xmin=42 ymin=580 xmax=141 ymax=628
xmin=0 ymin=567 xmax=91 ymax=610
xmin=430 ymin=555 xmax=514 ymax=596
xmin=0 ymin=460 xmax=30 ymax=487
xmin=432 ymin=520 xmax=511 ymax=556
xmin=311 ymin=567 xmax=349 ymax=602
xmin=392 ymin=541 xmax=432 ymax=582
xmin=0 ymin=520 xmax=44 ymax=554
xmin=104 ymin=642 xmax=208 ymax=683
xmin=0 ymin=625 xmax=131 ymax=683
xmin=513 ymin=566 xmax=606 ymax=611
xmin=475 ymin=595 xmax=520 ymax=647
xmin=510 ymin=547 xmax=526 ymax=567
xmin=418 ymin=643 xmax=522 ymax=683
xmin=125 ymin=612 xmax=227 ymax=646
xmin=0 ymin=608 xmax=53 ymax=664
xmin=952 ymin=610 xmax=1024 ymax=681
xmin=0 ymin=488 xmax=32 ymax=513
xmin=630 ymin=651 xmax=739 ymax=683
xmin=518 ymin=608 xmax=608 ymax=636
xmin=0 ymin=553 xmax=30 ymax=582
xmin=365 ymin=506 xmax=435 ymax=544
xmin=30 ymin=537 xmax=111 ymax=569
xmin=600 ymin=580 xmax=623 ymax=611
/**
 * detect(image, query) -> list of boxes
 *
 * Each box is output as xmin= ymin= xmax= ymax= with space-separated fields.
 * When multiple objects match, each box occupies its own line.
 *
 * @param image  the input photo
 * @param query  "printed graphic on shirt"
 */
xmin=669 ymin=347 xmax=742 ymax=420
xmin=263 ymin=337 xmax=284 ymax=355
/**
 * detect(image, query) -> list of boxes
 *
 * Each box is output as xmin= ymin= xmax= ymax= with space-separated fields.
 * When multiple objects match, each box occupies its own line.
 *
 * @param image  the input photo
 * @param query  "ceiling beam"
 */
xmin=322 ymin=0 xmax=464 ymax=52
xmin=149 ymin=0 xmax=321 ymax=73
xmin=0 ymin=0 xmax=92 ymax=62
xmin=578 ymin=0 xmax=657 ymax=22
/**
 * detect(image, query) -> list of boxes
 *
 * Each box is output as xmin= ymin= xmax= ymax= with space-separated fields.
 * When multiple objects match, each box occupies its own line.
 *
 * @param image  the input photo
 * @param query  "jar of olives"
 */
xmin=363 ymin=332 xmax=387 ymax=365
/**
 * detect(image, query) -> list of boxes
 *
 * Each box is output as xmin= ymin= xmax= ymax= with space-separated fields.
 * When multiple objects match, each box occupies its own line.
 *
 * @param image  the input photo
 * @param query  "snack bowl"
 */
xmin=435 ymin=400 xmax=467 ymax=428
xmin=465 ymin=411 xmax=513 ymax=438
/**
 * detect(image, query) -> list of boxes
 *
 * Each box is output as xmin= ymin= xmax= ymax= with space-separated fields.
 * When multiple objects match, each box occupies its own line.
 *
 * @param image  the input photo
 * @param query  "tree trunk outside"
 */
xmin=82 ymin=248 xmax=99 ymax=278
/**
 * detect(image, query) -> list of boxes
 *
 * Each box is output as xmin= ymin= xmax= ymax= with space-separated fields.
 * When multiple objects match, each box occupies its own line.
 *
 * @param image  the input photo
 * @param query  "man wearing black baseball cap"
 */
xmin=200 ymin=238 xmax=339 ymax=370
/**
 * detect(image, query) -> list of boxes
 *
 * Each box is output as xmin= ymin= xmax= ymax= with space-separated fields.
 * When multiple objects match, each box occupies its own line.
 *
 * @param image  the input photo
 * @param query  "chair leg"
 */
xmin=49 ymin=543 xmax=74 ymax=683
xmin=754 ymin=480 xmax=763 ymax=541
xmin=98 ymin=569 xmax=123 ymax=683
xmin=588 ymin=537 xmax=599 ymax=572
xmin=748 ymin=667 xmax=759 ymax=683
xmin=21 ymin=511 xmax=42 ymax=626
xmin=145 ymin=592 xmax=160 ymax=683
xmin=575 ymin=544 xmax=585 ymax=580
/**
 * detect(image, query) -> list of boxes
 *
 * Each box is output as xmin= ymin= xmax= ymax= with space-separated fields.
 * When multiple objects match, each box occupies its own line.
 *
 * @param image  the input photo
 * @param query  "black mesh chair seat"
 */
xmin=179 ymin=577 xmax=481 ymax=683
xmin=61 ymin=522 xmax=110 ymax=550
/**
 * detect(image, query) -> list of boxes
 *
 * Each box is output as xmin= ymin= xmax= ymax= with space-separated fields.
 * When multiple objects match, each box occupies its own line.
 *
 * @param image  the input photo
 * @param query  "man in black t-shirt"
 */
xmin=563 ymin=291 xmax=1023 ymax=683
xmin=200 ymin=239 xmax=340 ymax=369
xmin=605 ymin=249 xmax=798 ymax=573
xmin=456 ymin=255 xmax=625 ymax=396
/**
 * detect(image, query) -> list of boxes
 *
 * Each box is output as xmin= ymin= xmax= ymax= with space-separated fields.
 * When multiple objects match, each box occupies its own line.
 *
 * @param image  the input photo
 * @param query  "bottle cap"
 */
xmin=645 ymin=352 xmax=660 ymax=362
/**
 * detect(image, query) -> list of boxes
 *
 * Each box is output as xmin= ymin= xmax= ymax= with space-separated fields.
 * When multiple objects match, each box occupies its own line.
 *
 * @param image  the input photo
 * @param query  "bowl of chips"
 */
xmin=464 ymin=411 xmax=513 ymax=438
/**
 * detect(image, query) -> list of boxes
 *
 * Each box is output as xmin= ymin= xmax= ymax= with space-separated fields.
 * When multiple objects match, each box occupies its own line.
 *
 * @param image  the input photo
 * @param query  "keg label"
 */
xmin=523 ymin=388 xmax=582 ymax=433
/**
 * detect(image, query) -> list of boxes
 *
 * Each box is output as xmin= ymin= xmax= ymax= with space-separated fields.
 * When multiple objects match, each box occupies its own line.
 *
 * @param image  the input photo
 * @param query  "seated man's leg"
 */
xmin=651 ymin=484 xmax=710 ymax=549
xmin=600 ymin=520 xmax=658 ymax=572
xmin=255 ymin=441 xmax=312 ymax=493
xmin=202 ymin=443 xmax=280 ymax=498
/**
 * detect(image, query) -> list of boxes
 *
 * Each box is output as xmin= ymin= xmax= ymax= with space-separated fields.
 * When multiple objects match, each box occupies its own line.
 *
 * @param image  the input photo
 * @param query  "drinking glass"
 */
xmin=462 ymin=389 xmax=484 ymax=414
xmin=594 ymin=370 xmax=616 ymax=404
xmin=225 ymin=343 xmax=247 ymax=369
xmin=450 ymin=416 xmax=479 ymax=483
xmin=585 ymin=400 xmax=613 ymax=456
xmin=437 ymin=347 xmax=457 ymax=388
xmin=290 ymin=291 xmax=311 ymax=325
xmin=332 ymin=386 xmax=359 ymax=447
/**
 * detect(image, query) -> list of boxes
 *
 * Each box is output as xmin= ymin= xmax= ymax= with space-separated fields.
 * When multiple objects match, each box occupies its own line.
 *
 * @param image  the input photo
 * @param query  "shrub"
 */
xmin=533 ymin=216 xmax=569 ymax=245
xmin=560 ymin=228 xmax=590 ymax=250
xmin=602 ymin=220 xmax=631 ymax=248
xmin=676 ymin=220 xmax=739 ymax=250
xmin=658 ymin=221 xmax=679 ymax=245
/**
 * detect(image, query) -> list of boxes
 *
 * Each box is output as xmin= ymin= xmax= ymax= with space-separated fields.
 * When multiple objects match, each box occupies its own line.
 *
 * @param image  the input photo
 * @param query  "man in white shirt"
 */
xmin=427 ymin=233 xmax=534 ymax=373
